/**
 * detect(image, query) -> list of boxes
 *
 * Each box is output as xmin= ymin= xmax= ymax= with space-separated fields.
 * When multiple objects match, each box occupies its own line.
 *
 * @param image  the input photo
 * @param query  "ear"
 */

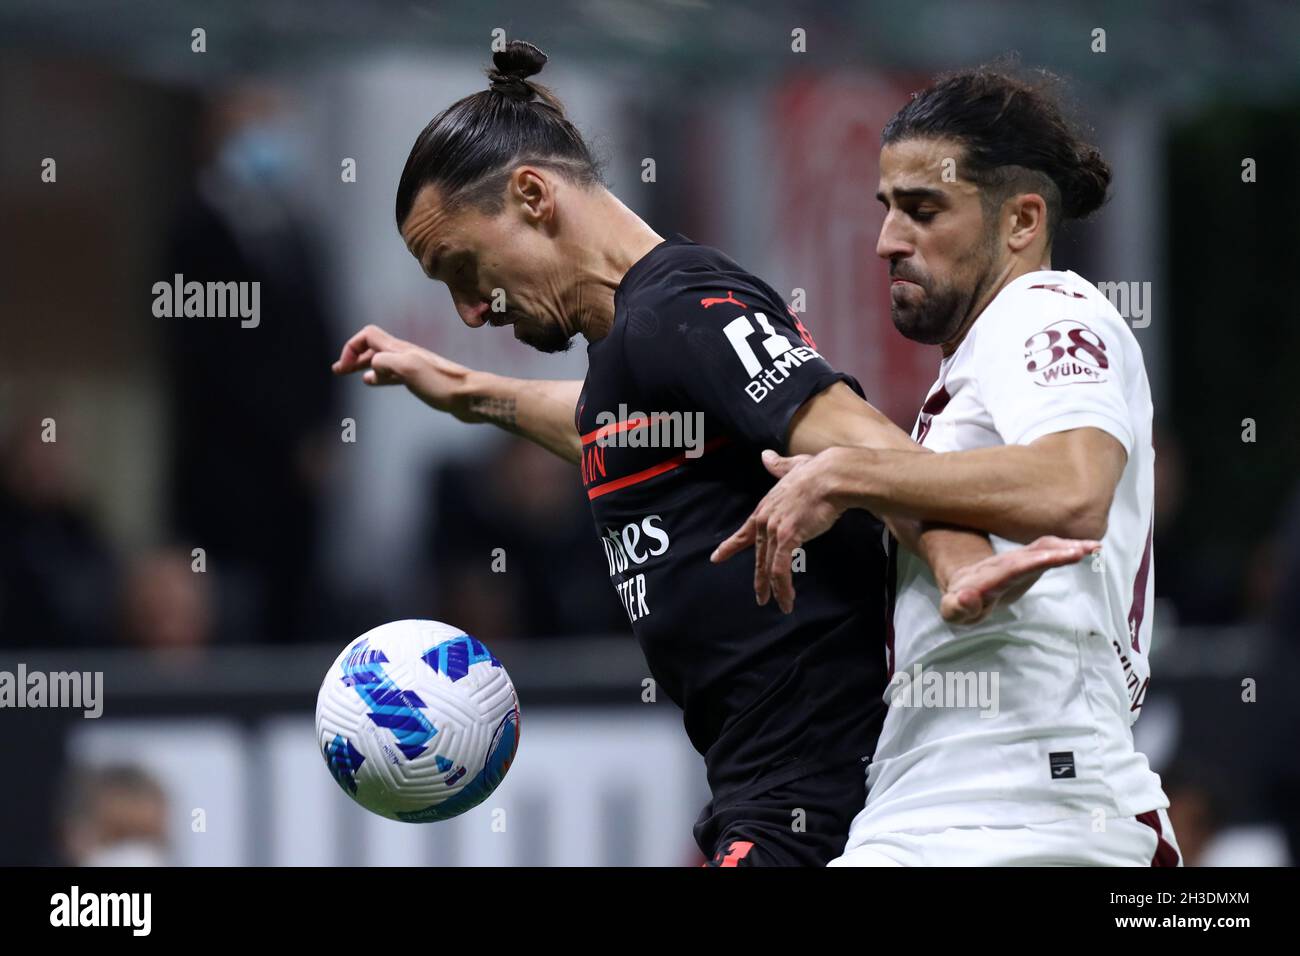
xmin=1007 ymin=192 xmax=1048 ymax=254
xmin=509 ymin=165 xmax=555 ymax=226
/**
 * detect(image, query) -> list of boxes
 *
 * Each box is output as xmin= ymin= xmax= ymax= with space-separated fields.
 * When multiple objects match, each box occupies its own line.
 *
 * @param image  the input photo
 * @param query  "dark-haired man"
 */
xmin=714 ymin=70 xmax=1177 ymax=866
xmin=335 ymin=45 xmax=1090 ymax=867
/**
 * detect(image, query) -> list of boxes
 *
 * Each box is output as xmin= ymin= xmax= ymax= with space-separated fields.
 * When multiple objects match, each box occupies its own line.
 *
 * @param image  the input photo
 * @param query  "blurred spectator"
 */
xmin=1162 ymin=765 xmax=1226 ymax=867
xmin=1271 ymin=482 xmax=1300 ymax=636
xmin=420 ymin=437 xmax=627 ymax=642
xmin=1152 ymin=429 xmax=1240 ymax=626
xmin=162 ymin=85 xmax=338 ymax=643
xmin=117 ymin=547 xmax=215 ymax=652
xmin=57 ymin=764 xmax=171 ymax=867
xmin=0 ymin=416 xmax=117 ymax=647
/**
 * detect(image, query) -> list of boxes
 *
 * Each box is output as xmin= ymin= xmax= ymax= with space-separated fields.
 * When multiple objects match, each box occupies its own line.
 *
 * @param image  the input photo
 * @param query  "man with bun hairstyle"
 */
xmin=336 ymin=43 xmax=1093 ymax=866
xmin=714 ymin=67 xmax=1177 ymax=866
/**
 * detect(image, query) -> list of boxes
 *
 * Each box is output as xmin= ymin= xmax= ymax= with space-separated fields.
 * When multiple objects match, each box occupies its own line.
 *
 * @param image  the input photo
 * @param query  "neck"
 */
xmin=564 ymin=189 xmax=664 ymax=343
xmin=940 ymin=251 xmax=1052 ymax=357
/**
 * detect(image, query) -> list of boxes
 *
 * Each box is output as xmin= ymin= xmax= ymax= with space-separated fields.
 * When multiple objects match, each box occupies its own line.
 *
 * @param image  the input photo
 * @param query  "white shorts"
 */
xmin=828 ymin=807 xmax=1182 ymax=867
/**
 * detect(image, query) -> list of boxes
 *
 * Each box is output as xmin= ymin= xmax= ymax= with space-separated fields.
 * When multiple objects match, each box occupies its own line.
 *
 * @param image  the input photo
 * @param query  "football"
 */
xmin=315 ymin=619 xmax=520 ymax=822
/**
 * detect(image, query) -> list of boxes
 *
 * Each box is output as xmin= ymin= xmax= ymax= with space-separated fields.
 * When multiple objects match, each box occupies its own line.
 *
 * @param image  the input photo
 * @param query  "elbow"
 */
xmin=1056 ymin=490 xmax=1111 ymax=542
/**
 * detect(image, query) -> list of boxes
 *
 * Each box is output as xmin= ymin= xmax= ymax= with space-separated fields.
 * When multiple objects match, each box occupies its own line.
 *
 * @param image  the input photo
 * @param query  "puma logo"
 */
xmin=700 ymin=291 xmax=747 ymax=309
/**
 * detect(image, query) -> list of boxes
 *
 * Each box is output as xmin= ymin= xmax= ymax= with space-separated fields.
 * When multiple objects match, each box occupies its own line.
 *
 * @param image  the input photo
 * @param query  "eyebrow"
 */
xmin=876 ymin=186 xmax=948 ymax=205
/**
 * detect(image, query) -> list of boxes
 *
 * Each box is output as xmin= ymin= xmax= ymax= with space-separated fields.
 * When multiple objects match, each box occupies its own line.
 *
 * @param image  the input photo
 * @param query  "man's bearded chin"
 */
xmin=891 ymin=280 xmax=969 ymax=346
xmin=515 ymin=314 xmax=573 ymax=354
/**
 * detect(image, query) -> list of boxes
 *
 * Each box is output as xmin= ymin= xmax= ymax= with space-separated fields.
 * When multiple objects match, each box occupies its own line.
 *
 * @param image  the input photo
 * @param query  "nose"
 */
xmin=454 ymin=294 xmax=491 ymax=328
xmin=876 ymin=210 xmax=914 ymax=263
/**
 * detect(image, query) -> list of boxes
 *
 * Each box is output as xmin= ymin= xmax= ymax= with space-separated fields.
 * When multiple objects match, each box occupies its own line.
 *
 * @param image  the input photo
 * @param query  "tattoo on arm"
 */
xmin=468 ymin=396 xmax=519 ymax=431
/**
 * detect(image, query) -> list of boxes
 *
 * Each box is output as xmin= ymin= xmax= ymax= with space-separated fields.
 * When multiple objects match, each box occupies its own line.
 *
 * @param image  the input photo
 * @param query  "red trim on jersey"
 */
xmin=1136 ymin=810 xmax=1180 ymax=867
xmin=1028 ymin=283 xmax=1087 ymax=299
xmin=1127 ymin=519 xmax=1155 ymax=653
xmin=585 ymin=436 xmax=730 ymax=500
xmin=889 ymin=388 xmax=950 ymax=671
xmin=914 ymin=385 xmax=951 ymax=447
xmin=919 ymin=384 xmax=953 ymax=416
xmin=786 ymin=306 xmax=819 ymax=348
xmin=718 ymin=840 xmax=755 ymax=866
xmin=884 ymin=535 xmax=899 ymax=679
xmin=580 ymin=414 xmax=656 ymax=447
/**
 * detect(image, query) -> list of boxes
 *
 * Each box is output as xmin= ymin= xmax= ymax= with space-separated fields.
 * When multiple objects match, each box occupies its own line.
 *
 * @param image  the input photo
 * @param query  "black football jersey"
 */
xmin=575 ymin=235 xmax=888 ymax=805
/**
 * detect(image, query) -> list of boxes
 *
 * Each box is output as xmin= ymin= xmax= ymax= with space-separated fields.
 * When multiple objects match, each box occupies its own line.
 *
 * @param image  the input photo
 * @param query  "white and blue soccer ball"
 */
xmin=315 ymin=619 xmax=520 ymax=822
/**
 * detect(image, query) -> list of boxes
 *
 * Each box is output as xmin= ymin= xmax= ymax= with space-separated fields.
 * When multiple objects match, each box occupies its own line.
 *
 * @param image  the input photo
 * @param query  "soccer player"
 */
xmin=334 ymin=42 xmax=1090 ymax=866
xmin=713 ymin=68 xmax=1177 ymax=866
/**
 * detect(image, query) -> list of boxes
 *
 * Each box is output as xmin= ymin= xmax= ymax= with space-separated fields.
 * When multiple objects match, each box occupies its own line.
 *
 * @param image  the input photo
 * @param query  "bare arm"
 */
xmin=784 ymin=382 xmax=992 ymax=591
xmin=333 ymin=324 xmax=583 ymax=464
xmin=814 ymin=428 xmax=1126 ymax=544
xmin=712 ymin=382 xmax=1098 ymax=619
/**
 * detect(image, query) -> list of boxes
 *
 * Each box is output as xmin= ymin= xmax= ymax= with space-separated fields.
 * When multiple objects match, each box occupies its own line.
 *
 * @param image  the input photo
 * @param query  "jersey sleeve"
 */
xmin=624 ymin=277 xmax=860 ymax=454
xmin=975 ymin=288 xmax=1135 ymax=454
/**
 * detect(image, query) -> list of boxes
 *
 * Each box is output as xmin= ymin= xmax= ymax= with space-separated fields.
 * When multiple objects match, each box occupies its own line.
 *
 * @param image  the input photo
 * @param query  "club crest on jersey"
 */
xmin=1023 ymin=318 xmax=1110 ymax=387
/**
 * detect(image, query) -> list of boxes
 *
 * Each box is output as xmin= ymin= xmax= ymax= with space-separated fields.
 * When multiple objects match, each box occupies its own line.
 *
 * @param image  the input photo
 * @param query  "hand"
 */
xmin=333 ymin=324 xmax=482 ymax=422
xmin=939 ymin=536 xmax=1100 ymax=625
xmin=710 ymin=447 xmax=851 ymax=614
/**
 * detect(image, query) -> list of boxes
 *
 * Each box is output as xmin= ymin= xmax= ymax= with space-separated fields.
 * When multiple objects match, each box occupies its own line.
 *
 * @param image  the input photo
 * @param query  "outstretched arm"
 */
xmin=799 ymin=429 xmax=1126 ymax=544
xmin=783 ymin=383 xmax=989 ymax=594
xmin=333 ymin=324 xmax=583 ymax=464
xmin=712 ymin=382 xmax=1096 ymax=620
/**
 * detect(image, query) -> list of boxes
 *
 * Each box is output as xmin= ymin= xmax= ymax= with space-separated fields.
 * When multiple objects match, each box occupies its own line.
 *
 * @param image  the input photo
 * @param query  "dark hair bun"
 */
xmin=1061 ymin=142 xmax=1111 ymax=219
xmin=488 ymin=41 xmax=548 ymax=101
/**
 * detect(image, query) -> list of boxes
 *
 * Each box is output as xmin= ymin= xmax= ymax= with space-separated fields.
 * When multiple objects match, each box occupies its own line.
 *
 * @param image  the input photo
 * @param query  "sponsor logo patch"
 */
xmin=1023 ymin=318 xmax=1110 ymax=387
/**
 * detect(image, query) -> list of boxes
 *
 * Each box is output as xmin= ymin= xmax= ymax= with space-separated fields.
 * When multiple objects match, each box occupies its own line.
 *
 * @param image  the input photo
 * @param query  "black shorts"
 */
xmin=696 ymin=758 xmax=869 ymax=867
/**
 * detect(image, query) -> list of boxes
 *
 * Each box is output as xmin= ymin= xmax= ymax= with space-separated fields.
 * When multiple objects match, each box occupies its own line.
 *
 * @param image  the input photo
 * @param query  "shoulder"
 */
xmin=620 ymin=239 xmax=804 ymax=361
xmin=974 ymin=271 xmax=1135 ymax=363
xmin=963 ymin=271 xmax=1146 ymax=415
xmin=622 ymin=239 xmax=787 ymax=315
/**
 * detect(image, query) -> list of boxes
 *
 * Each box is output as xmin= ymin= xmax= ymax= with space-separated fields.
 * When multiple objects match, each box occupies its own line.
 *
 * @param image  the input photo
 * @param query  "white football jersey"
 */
xmin=849 ymin=269 xmax=1167 ymax=839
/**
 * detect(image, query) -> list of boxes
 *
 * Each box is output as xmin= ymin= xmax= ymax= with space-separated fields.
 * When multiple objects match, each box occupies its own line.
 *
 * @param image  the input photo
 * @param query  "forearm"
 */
xmin=887 ymin=516 xmax=992 ymax=592
xmin=829 ymin=445 xmax=1084 ymax=544
xmin=786 ymin=384 xmax=998 ymax=582
xmin=463 ymin=371 xmax=583 ymax=465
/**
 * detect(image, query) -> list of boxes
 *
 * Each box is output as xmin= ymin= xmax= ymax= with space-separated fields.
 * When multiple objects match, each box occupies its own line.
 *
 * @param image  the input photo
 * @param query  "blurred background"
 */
xmin=1 ymin=0 xmax=1298 ymax=866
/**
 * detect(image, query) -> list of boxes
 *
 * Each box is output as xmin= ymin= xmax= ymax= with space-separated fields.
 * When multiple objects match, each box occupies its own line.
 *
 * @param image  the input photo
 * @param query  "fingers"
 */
xmin=946 ymin=540 xmax=1105 ymax=627
xmin=754 ymin=519 xmax=771 ymax=606
xmin=991 ymin=545 xmax=1090 ymax=584
xmin=333 ymin=325 xmax=402 ymax=375
xmin=940 ymin=588 xmax=985 ymax=625
xmin=710 ymin=518 xmax=756 ymax=563
xmin=1018 ymin=544 xmax=1097 ymax=575
xmin=939 ymin=591 xmax=962 ymax=624
xmin=768 ymin=526 xmax=798 ymax=614
xmin=760 ymin=449 xmax=810 ymax=479
xmin=1028 ymin=535 xmax=1101 ymax=555
xmin=965 ymin=544 xmax=1097 ymax=609
xmin=362 ymin=350 xmax=411 ymax=386
xmin=979 ymin=550 xmax=1060 ymax=588
xmin=761 ymin=449 xmax=790 ymax=478
xmin=333 ymin=329 xmax=374 ymax=374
